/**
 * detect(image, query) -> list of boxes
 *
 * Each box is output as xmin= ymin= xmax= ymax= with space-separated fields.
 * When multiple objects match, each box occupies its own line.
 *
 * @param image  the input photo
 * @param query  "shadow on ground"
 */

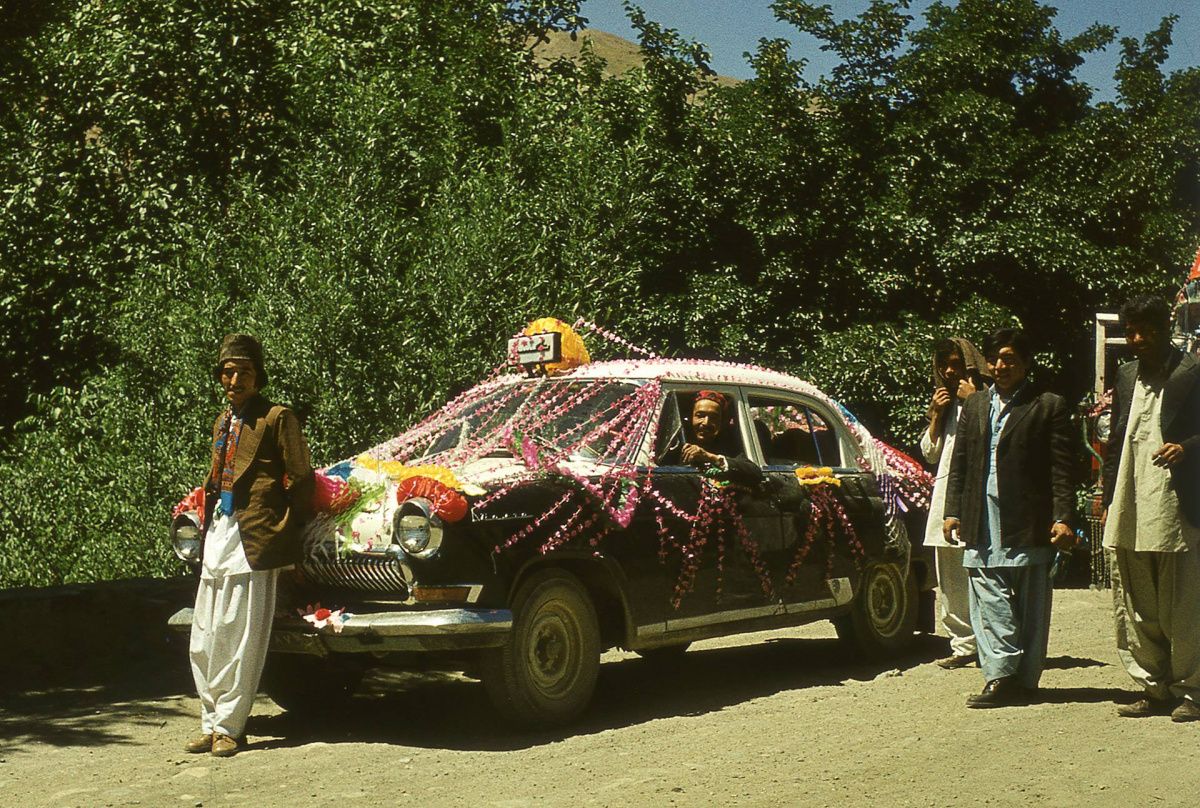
xmin=0 ymin=577 xmax=197 ymax=754
xmin=0 ymin=656 xmax=195 ymax=754
xmin=1044 ymin=655 xmax=1108 ymax=670
xmin=247 ymin=631 xmax=950 ymax=753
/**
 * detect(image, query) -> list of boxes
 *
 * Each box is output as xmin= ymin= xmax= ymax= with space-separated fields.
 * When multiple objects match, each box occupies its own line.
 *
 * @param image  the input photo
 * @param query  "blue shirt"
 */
xmin=963 ymin=384 xmax=1055 ymax=569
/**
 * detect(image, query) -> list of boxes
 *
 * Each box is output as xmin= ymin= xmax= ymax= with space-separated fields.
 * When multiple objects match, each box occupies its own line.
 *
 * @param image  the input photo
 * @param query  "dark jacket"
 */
xmin=944 ymin=384 xmax=1076 ymax=547
xmin=203 ymin=394 xmax=314 ymax=570
xmin=1102 ymin=350 xmax=1200 ymax=528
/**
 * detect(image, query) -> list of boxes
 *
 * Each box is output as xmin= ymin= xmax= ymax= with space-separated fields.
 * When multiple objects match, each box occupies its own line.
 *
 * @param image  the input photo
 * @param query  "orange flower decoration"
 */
xmin=396 ymin=476 xmax=469 ymax=523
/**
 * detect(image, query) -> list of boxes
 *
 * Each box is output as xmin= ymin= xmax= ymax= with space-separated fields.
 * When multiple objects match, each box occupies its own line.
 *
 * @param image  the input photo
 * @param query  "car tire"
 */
xmin=260 ymin=653 xmax=365 ymax=713
xmin=834 ymin=560 xmax=918 ymax=659
xmin=635 ymin=643 xmax=691 ymax=664
xmin=481 ymin=569 xmax=601 ymax=728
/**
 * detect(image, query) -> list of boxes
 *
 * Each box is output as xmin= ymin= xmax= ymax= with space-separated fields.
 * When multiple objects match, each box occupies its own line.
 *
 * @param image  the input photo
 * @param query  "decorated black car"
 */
xmin=169 ymin=320 xmax=935 ymax=727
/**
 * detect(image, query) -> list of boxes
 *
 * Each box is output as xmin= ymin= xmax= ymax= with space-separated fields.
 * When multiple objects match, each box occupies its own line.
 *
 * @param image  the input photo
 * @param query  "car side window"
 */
xmin=748 ymin=397 xmax=841 ymax=468
xmin=654 ymin=395 xmax=684 ymax=465
xmin=653 ymin=389 xmax=747 ymax=466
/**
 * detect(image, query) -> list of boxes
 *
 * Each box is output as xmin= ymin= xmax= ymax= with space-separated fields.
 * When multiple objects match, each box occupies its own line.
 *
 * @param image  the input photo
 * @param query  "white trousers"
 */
xmin=1111 ymin=547 xmax=1200 ymax=703
xmin=189 ymin=569 xmax=278 ymax=738
xmin=935 ymin=546 xmax=977 ymax=657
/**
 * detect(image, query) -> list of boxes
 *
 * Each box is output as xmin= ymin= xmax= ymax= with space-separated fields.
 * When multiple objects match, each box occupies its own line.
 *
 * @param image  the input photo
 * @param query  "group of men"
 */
xmin=186 ymin=294 xmax=1198 ymax=757
xmin=922 ymin=296 xmax=1200 ymax=720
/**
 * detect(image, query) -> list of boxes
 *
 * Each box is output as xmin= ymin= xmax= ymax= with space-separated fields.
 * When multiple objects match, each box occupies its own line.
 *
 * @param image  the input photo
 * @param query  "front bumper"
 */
xmin=168 ymin=606 xmax=513 ymax=655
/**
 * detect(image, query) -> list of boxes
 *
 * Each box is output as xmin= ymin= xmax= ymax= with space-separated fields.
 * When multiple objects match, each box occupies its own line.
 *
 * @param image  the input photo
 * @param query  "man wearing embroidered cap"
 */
xmin=681 ymin=390 xmax=762 ymax=485
xmin=185 ymin=334 xmax=314 ymax=757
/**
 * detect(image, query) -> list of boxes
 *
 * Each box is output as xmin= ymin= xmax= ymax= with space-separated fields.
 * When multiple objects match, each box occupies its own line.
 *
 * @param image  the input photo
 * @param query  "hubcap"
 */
xmin=525 ymin=604 xmax=579 ymax=696
xmin=868 ymin=567 xmax=903 ymax=637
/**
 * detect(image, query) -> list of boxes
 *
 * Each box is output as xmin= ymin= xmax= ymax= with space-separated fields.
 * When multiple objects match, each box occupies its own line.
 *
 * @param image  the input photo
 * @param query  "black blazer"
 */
xmin=944 ymin=384 xmax=1076 ymax=548
xmin=1101 ymin=350 xmax=1200 ymax=527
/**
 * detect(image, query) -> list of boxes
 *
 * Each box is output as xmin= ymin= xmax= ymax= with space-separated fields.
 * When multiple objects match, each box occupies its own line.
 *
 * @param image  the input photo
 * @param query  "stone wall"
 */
xmin=0 ymin=576 xmax=196 ymax=692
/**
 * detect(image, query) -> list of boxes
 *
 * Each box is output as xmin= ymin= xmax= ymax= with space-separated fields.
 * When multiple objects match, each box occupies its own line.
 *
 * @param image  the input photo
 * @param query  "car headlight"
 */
xmin=394 ymin=497 xmax=444 ymax=559
xmin=171 ymin=513 xmax=203 ymax=564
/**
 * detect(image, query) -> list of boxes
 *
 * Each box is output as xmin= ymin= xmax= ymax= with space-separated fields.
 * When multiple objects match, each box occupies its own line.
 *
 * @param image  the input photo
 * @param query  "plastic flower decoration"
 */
xmin=795 ymin=466 xmax=841 ymax=487
xmin=396 ymin=476 xmax=469 ymax=523
xmin=311 ymin=469 xmax=361 ymax=515
xmin=172 ymin=486 xmax=207 ymax=526
xmin=524 ymin=317 xmax=590 ymax=376
xmin=298 ymin=603 xmax=352 ymax=633
xmin=355 ymin=454 xmax=464 ymax=490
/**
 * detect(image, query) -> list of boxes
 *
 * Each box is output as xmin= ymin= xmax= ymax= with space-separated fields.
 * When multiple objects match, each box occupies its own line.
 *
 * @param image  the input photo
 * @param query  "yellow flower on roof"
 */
xmin=356 ymin=455 xmax=463 ymax=490
xmin=524 ymin=317 xmax=590 ymax=376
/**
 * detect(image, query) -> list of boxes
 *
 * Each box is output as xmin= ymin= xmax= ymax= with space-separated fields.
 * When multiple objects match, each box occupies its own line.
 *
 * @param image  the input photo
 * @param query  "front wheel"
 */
xmin=834 ymin=560 xmax=918 ymax=660
xmin=481 ymin=570 xmax=601 ymax=728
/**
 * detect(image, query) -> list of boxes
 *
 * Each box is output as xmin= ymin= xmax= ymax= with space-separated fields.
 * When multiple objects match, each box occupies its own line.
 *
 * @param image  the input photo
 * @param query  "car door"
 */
xmin=649 ymin=387 xmax=782 ymax=626
xmin=746 ymin=392 xmax=874 ymax=608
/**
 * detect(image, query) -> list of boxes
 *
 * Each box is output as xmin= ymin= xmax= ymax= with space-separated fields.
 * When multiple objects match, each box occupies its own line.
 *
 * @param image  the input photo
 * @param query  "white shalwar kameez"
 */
xmin=1104 ymin=375 xmax=1200 ymax=704
xmin=189 ymin=510 xmax=278 ymax=739
xmin=920 ymin=400 xmax=977 ymax=658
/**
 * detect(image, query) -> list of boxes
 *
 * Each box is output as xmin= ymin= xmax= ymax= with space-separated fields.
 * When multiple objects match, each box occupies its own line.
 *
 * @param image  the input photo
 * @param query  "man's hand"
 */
xmin=929 ymin=388 xmax=953 ymax=440
xmin=930 ymin=387 xmax=953 ymax=415
xmin=1100 ymin=507 xmax=1108 ymax=531
xmin=1049 ymin=521 xmax=1075 ymax=551
xmin=1152 ymin=442 xmax=1185 ymax=468
xmin=956 ymin=378 xmax=978 ymax=400
xmin=942 ymin=517 xmax=961 ymax=544
xmin=681 ymin=443 xmax=721 ymax=468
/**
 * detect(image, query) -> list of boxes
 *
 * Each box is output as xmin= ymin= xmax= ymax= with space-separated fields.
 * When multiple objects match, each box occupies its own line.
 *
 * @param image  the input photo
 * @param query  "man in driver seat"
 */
xmin=681 ymin=390 xmax=762 ymax=485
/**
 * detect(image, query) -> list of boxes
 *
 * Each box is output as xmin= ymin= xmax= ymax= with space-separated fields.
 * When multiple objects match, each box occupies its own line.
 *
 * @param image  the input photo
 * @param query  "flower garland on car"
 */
xmin=167 ymin=319 xmax=934 ymax=613
xmin=661 ymin=479 xmax=773 ymax=608
xmin=785 ymin=471 xmax=865 ymax=586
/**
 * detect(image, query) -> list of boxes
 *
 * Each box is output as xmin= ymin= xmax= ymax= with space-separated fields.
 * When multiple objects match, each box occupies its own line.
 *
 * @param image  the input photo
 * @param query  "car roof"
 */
xmin=541 ymin=358 xmax=832 ymax=400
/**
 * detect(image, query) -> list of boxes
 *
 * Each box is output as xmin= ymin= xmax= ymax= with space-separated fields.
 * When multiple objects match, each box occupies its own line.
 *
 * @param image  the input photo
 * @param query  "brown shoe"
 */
xmin=1117 ymin=697 xmax=1174 ymax=718
xmin=966 ymin=677 xmax=1030 ymax=708
xmin=1171 ymin=699 xmax=1200 ymax=723
xmin=211 ymin=734 xmax=240 ymax=757
xmin=183 ymin=733 xmax=213 ymax=754
xmin=936 ymin=654 xmax=976 ymax=670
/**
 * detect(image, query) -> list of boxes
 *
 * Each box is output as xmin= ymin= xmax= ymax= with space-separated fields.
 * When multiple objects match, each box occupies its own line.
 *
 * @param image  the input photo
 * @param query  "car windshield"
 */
xmin=408 ymin=378 xmax=653 ymax=466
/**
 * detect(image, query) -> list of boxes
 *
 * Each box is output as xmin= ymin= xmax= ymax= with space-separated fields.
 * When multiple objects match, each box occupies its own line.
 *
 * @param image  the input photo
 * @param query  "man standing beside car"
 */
xmin=942 ymin=327 xmax=1077 ymax=708
xmin=920 ymin=337 xmax=991 ymax=669
xmin=186 ymin=334 xmax=314 ymax=757
xmin=1102 ymin=295 xmax=1200 ymax=722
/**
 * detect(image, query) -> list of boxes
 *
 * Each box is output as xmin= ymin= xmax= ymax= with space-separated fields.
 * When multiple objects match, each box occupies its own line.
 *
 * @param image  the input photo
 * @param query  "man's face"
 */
xmin=937 ymin=352 xmax=966 ymax=388
xmin=220 ymin=359 xmax=258 ymax=410
xmin=1125 ymin=321 xmax=1167 ymax=364
xmin=691 ymin=399 xmax=723 ymax=447
xmin=987 ymin=346 xmax=1029 ymax=394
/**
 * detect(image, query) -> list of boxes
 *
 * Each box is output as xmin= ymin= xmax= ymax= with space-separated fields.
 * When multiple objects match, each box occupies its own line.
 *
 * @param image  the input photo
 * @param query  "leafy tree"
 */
xmin=0 ymin=0 xmax=1196 ymax=586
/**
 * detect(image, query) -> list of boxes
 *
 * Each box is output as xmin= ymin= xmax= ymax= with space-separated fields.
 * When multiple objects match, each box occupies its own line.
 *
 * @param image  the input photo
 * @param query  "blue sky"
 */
xmin=578 ymin=1 xmax=1200 ymax=101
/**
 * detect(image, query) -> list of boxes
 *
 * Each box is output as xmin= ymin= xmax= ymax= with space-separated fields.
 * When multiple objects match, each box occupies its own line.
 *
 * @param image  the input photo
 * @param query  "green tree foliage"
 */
xmin=0 ymin=0 xmax=1196 ymax=586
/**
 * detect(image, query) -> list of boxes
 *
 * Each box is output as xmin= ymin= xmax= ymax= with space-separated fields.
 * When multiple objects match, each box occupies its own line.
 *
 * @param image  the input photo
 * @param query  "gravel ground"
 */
xmin=2 ymin=588 xmax=1197 ymax=808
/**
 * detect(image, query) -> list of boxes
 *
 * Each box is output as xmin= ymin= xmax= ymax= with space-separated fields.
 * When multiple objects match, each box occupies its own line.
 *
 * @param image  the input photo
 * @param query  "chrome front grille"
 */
xmin=301 ymin=557 xmax=410 ymax=596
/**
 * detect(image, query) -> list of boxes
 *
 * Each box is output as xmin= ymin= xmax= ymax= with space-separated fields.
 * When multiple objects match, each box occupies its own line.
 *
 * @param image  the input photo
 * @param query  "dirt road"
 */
xmin=2 ymin=588 xmax=1197 ymax=808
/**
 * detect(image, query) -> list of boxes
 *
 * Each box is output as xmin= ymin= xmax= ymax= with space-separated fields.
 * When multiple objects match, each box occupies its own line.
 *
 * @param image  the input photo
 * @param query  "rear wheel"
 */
xmin=482 ymin=570 xmax=601 ymax=728
xmin=834 ymin=560 xmax=918 ymax=659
